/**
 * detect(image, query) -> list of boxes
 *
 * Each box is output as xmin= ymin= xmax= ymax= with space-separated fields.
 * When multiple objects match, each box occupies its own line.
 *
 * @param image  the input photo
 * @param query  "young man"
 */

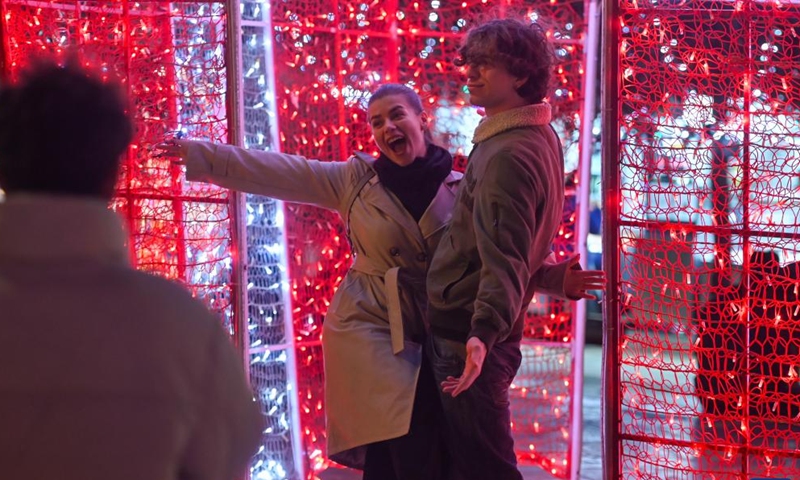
xmin=426 ymin=19 xmax=600 ymax=479
xmin=0 ymin=61 xmax=262 ymax=480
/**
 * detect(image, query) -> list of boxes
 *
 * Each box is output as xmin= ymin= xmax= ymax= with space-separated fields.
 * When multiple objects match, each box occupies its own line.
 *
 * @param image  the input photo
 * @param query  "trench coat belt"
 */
xmin=351 ymin=255 xmax=415 ymax=355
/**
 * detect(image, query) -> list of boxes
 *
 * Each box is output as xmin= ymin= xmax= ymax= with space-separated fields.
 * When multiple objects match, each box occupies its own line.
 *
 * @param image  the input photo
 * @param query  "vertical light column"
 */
xmin=570 ymin=1 xmax=601 ymax=478
xmin=239 ymin=1 xmax=305 ymax=479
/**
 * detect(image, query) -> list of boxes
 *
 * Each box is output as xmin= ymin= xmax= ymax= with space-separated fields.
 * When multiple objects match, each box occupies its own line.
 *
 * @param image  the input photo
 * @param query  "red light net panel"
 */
xmin=0 ymin=2 xmax=234 ymax=333
xmin=270 ymin=0 xmax=588 ymax=476
xmin=609 ymin=0 xmax=800 ymax=477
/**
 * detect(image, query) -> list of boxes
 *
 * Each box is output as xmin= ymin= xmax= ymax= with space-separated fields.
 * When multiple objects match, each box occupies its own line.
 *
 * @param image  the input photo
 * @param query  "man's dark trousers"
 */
xmin=427 ymin=335 xmax=523 ymax=480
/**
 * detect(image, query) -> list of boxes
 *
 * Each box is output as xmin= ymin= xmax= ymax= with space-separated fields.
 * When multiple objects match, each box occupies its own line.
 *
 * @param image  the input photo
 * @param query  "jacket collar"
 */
xmin=472 ymin=103 xmax=552 ymax=144
xmin=0 ymin=194 xmax=130 ymax=265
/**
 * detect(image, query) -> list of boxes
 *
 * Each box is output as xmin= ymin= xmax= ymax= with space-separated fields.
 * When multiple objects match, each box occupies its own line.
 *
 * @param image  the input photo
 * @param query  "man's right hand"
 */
xmin=441 ymin=336 xmax=487 ymax=397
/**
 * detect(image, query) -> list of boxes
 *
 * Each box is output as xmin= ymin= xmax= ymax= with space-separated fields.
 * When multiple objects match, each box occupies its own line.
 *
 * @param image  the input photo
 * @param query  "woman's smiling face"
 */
xmin=368 ymin=94 xmax=429 ymax=167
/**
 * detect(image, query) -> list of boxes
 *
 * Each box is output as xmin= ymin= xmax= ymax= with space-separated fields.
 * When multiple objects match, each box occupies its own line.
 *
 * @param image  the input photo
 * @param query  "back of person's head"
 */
xmin=454 ymin=18 xmax=554 ymax=105
xmin=0 ymin=59 xmax=133 ymax=200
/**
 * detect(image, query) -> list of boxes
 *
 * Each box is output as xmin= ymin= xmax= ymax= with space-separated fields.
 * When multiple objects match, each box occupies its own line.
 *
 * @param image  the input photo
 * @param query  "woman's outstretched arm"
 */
xmin=158 ymin=139 xmax=354 ymax=211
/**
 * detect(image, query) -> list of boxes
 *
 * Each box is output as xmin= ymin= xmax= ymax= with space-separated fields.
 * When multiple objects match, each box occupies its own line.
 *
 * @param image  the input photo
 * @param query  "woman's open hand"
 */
xmin=154 ymin=138 xmax=190 ymax=164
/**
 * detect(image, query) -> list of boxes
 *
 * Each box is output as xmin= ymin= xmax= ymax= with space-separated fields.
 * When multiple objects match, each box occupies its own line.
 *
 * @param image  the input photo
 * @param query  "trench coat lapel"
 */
xmin=418 ymin=171 xmax=461 ymax=240
xmin=362 ymin=177 xmax=426 ymax=250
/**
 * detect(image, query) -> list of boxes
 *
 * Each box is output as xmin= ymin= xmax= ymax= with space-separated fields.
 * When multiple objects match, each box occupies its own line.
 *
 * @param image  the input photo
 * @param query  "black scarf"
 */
xmin=373 ymin=144 xmax=453 ymax=222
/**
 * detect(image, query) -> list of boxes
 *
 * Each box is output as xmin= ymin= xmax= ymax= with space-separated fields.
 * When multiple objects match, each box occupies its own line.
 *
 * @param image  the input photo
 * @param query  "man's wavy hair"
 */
xmin=454 ymin=18 xmax=554 ymax=105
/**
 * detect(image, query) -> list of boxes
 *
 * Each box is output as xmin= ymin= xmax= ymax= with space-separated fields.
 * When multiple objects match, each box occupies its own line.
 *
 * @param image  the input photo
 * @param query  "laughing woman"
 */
xmin=157 ymin=83 xmax=598 ymax=480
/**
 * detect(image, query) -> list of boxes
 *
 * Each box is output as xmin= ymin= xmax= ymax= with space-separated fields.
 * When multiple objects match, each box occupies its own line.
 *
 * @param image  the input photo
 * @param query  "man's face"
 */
xmin=465 ymin=61 xmax=527 ymax=116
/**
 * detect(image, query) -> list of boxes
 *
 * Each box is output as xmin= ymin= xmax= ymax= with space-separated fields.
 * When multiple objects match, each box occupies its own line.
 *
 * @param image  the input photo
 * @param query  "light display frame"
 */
xmin=603 ymin=0 xmax=800 ymax=477
xmin=266 ymin=1 xmax=596 ymax=477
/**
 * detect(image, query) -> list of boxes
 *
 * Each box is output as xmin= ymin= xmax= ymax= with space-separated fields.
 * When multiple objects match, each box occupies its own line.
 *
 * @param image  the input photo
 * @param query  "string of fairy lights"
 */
xmin=267 ymin=1 xmax=587 ymax=477
xmin=612 ymin=1 xmax=800 ymax=478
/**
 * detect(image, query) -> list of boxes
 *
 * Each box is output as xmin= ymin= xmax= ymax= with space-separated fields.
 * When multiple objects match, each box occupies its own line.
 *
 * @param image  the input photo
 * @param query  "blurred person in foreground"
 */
xmin=0 ymin=59 xmax=262 ymax=480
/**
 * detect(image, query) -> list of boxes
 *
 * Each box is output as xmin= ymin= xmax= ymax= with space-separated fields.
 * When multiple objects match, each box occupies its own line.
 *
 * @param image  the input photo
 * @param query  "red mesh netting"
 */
xmin=610 ymin=0 xmax=800 ymax=477
xmin=270 ymin=0 xmax=589 ymax=476
xmin=0 ymin=2 xmax=234 ymax=323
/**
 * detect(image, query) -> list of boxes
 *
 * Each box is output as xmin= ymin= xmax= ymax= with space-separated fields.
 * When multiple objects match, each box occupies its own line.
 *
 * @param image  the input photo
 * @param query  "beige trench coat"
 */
xmin=182 ymin=142 xmax=571 ymax=468
xmin=182 ymin=142 xmax=460 ymax=467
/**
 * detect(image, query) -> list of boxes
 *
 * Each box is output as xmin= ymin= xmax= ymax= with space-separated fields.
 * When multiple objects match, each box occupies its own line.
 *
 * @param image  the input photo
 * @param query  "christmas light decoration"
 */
xmin=0 ymin=0 xmax=249 ymax=470
xmin=604 ymin=0 xmax=800 ymax=477
xmin=268 ymin=1 xmax=591 ymax=477
xmin=240 ymin=2 xmax=304 ymax=479
xmin=1 ymin=0 xmax=232 ymax=320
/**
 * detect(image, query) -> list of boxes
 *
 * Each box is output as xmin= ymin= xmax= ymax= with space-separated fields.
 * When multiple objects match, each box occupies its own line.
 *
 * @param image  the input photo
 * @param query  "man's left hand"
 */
xmin=563 ymin=255 xmax=605 ymax=300
xmin=441 ymin=336 xmax=487 ymax=397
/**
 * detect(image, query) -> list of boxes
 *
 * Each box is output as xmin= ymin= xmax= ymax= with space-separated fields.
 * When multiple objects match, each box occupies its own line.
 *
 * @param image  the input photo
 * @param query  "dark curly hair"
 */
xmin=0 ymin=59 xmax=132 ymax=199
xmin=454 ymin=18 xmax=554 ymax=105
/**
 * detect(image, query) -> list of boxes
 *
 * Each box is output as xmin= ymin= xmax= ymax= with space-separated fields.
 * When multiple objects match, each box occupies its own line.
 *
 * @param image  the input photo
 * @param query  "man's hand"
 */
xmin=564 ymin=255 xmax=605 ymax=300
xmin=441 ymin=336 xmax=487 ymax=397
